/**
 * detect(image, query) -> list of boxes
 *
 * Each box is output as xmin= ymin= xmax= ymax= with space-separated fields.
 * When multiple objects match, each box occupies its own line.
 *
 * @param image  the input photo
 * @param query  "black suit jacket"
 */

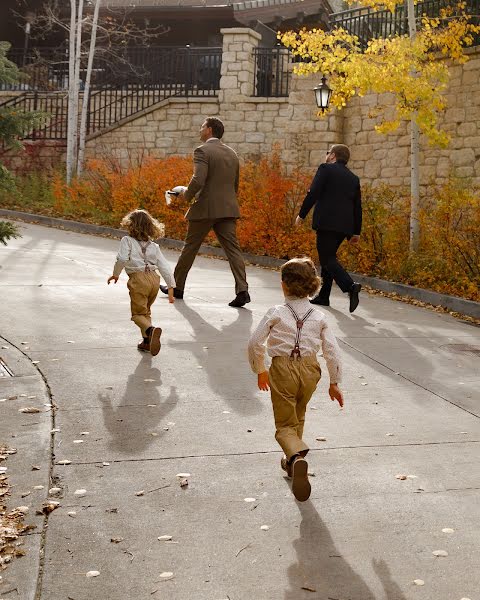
xmin=298 ymin=162 xmax=362 ymax=236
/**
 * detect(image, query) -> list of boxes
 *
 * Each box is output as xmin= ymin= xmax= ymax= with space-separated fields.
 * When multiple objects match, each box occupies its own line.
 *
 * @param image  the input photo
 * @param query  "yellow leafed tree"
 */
xmin=280 ymin=1 xmax=479 ymax=250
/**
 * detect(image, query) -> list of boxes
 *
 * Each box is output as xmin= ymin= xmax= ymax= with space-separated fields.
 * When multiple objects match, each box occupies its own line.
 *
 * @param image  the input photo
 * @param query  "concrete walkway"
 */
xmin=0 ymin=221 xmax=479 ymax=600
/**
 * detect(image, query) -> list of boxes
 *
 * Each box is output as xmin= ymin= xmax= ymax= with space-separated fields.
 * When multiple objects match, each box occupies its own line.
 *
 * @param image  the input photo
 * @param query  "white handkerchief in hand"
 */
xmin=165 ymin=185 xmax=187 ymax=205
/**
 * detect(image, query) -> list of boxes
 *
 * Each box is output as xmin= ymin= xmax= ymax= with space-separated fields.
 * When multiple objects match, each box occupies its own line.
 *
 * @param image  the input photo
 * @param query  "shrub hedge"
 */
xmin=1 ymin=152 xmax=478 ymax=301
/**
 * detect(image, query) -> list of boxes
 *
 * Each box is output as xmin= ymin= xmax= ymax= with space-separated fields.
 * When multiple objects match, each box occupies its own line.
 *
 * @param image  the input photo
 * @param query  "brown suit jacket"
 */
xmin=184 ymin=138 xmax=240 ymax=221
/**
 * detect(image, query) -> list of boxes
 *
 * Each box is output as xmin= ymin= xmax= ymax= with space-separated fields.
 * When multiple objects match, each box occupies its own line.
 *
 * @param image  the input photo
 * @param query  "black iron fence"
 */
xmin=330 ymin=0 xmax=480 ymax=48
xmin=3 ymin=46 xmax=222 ymax=93
xmin=0 ymin=93 xmax=68 ymax=140
xmin=253 ymin=47 xmax=291 ymax=98
xmin=1 ymin=46 xmax=222 ymax=140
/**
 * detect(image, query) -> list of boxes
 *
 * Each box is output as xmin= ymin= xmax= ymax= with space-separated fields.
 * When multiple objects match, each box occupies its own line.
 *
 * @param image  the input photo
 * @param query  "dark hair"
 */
xmin=281 ymin=257 xmax=320 ymax=298
xmin=330 ymin=144 xmax=350 ymax=164
xmin=120 ymin=209 xmax=164 ymax=241
xmin=205 ymin=117 xmax=224 ymax=139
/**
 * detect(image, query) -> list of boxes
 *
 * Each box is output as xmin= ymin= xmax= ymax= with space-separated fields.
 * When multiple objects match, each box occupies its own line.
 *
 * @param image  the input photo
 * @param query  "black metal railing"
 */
xmin=253 ymin=47 xmax=291 ymax=97
xmin=1 ymin=47 xmax=222 ymax=140
xmin=4 ymin=46 xmax=222 ymax=93
xmin=330 ymin=0 xmax=480 ymax=48
xmin=0 ymin=93 xmax=68 ymax=140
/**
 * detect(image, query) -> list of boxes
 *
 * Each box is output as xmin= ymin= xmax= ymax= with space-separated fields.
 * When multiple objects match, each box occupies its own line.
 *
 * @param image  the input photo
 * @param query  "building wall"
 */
xmin=83 ymin=28 xmax=479 ymax=188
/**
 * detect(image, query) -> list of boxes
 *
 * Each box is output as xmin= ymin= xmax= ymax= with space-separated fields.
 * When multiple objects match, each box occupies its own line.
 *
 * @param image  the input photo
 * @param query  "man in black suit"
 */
xmin=296 ymin=144 xmax=362 ymax=313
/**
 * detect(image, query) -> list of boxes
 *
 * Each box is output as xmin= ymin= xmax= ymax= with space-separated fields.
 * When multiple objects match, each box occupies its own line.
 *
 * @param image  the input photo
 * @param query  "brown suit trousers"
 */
xmin=174 ymin=218 xmax=248 ymax=294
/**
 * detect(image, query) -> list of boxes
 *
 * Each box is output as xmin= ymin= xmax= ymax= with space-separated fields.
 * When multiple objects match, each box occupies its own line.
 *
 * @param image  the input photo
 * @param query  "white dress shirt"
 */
xmin=113 ymin=236 xmax=175 ymax=287
xmin=247 ymin=296 xmax=343 ymax=382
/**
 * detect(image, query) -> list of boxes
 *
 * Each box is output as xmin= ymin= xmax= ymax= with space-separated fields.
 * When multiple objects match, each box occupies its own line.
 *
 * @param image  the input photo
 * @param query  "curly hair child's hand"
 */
xmin=168 ymin=288 xmax=175 ymax=303
xmin=107 ymin=275 xmax=118 ymax=285
xmin=258 ymin=371 xmax=270 ymax=391
xmin=329 ymin=383 xmax=344 ymax=408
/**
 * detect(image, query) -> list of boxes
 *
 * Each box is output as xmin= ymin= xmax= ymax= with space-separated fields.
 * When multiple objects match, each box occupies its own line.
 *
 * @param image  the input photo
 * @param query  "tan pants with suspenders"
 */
xmin=127 ymin=240 xmax=160 ymax=337
xmin=269 ymin=305 xmax=321 ymax=461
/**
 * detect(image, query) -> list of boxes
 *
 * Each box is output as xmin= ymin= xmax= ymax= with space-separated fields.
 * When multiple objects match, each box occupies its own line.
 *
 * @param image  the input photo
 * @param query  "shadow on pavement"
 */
xmin=326 ymin=306 xmax=434 ymax=388
xmin=285 ymin=500 xmax=407 ymax=600
xmin=98 ymin=354 xmax=178 ymax=455
xmin=172 ymin=301 xmax=263 ymax=416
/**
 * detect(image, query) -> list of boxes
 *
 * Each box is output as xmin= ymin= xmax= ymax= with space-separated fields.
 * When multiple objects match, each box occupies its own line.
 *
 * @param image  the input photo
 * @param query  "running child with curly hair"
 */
xmin=108 ymin=209 xmax=175 ymax=356
xmin=248 ymin=257 xmax=344 ymax=501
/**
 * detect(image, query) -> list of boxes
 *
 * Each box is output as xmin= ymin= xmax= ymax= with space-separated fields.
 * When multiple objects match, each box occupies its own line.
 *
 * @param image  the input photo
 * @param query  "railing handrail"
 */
xmin=329 ymin=0 xmax=480 ymax=50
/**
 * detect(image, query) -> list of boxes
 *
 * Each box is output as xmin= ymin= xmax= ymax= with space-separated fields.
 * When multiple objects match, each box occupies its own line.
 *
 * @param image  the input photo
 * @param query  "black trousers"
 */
xmin=315 ymin=230 xmax=354 ymax=297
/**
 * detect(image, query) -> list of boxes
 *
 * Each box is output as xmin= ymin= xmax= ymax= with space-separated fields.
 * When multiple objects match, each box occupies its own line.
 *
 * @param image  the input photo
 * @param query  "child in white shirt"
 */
xmin=108 ymin=209 xmax=175 ymax=356
xmin=248 ymin=257 xmax=344 ymax=501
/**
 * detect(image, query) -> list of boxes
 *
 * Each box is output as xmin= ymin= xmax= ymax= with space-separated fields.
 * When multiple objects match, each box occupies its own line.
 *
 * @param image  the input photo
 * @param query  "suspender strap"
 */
xmin=285 ymin=304 xmax=315 ymax=359
xmin=137 ymin=240 xmax=152 ymax=272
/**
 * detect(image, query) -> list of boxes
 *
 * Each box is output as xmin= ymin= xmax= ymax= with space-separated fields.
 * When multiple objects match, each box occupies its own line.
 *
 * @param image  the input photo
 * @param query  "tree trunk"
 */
xmin=66 ymin=0 xmax=77 ymax=184
xmin=72 ymin=0 xmax=84 ymax=174
xmin=77 ymin=0 xmax=100 ymax=176
xmin=407 ymin=0 xmax=420 ymax=252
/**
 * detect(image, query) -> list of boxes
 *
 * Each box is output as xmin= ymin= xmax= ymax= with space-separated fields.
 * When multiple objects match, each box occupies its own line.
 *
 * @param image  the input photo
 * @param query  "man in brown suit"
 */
xmin=161 ymin=117 xmax=250 ymax=307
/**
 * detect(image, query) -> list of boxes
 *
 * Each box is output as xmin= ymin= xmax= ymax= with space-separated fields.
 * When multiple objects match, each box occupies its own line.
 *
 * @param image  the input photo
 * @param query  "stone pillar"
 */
xmin=219 ymin=28 xmax=262 ymax=104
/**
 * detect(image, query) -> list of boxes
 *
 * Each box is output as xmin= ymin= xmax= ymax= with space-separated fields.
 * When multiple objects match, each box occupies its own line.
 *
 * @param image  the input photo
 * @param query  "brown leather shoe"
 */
xmin=137 ymin=341 xmax=150 ymax=352
xmin=291 ymin=456 xmax=311 ymax=502
xmin=149 ymin=327 xmax=162 ymax=356
xmin=281 ymin=456 xmax=292 ymax=478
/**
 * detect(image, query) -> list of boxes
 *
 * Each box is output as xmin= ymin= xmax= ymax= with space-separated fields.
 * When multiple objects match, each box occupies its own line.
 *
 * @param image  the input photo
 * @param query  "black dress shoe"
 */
xmin=160 ymin=285 xmax=184 ymax=299
xmin=348 ymin=283 xmax=362 ymax=313
xmin=228 ymin=291 xmax=251 ymax=307
xmin=310 ymin=295 xmax=330 ymax=306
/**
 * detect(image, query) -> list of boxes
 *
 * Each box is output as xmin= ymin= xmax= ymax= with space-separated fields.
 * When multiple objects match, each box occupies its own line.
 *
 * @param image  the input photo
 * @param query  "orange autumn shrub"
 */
xmin=50 ymin=153 xmax=479 ymax=301
xmin=53 ymin=155 xmax=193 ymax=239
xmin=339 ymin=181 xmax=480 ymax=301
xmin=237 ymin=151 xmax=315 ymax=259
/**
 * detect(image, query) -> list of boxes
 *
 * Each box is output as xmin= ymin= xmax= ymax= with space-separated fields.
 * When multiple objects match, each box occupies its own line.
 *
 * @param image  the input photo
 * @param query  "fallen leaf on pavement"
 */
xmin=39 ymin=500 xmax=60 ymax=515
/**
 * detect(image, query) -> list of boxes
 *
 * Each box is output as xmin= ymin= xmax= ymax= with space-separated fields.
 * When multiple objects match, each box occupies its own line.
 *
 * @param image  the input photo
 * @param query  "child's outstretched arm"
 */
xmin=247 ymin=308 xmax=277 ymax=391
xmin=108 ymin=237 xmax=129 ymax=284
xmin=320 ymin=319 xmax=344 ymax=408
xmin=155 ymin=246 xmax=176 ymax=303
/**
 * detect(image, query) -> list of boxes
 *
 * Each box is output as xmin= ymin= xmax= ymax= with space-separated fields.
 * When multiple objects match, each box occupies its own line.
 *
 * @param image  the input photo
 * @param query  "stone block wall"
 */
xmin=85 ymin=28 xmax=344 ymax=174
xmin=81 ymin=28 xmax=480 ymax=189
xmin=343 ymin=53 xmax=480 ymax=188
